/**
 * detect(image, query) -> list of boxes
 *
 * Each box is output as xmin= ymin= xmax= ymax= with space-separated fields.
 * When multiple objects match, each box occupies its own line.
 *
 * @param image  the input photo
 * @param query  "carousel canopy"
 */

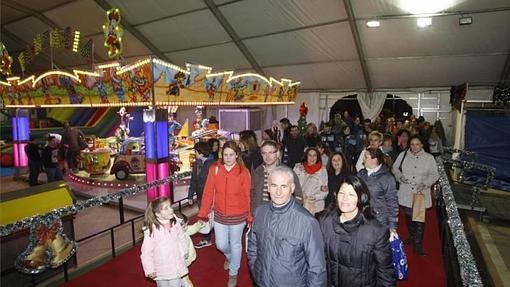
xmin=1 ymin=0 xmax=510 ymax=91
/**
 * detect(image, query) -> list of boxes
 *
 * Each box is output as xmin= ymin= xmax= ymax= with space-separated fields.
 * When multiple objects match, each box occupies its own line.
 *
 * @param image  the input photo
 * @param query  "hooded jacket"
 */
xmin=358 ymin=165 xmax=398 ymax=229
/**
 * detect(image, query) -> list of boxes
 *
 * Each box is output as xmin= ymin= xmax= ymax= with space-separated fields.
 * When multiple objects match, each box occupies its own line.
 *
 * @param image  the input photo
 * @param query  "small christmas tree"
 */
xmin=298 ymin=102 xmax=308 ymax=136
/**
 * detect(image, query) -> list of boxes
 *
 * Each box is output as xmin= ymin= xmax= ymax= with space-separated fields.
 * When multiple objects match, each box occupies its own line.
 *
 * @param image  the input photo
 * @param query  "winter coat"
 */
xmin=140 ymin=219 xmax=188 ymax=279
xmin=294 ymin=163 xmax=329 ymax=213
xmin=392 ymin=150 xmax=439 ymax=209
xmin=241 ymin=149 xmax=263 ymax=173
xmin=188 ymin=155 xmax=215 ymax=203
xmin=283 ymin=136 xmax=307 ymax=169
xmin=358 ymin=166 xmax=399 ymax=229
xmin=248 ymin=198 xmax=327 ymax=287
xmin=250 ymin=164 xmax=303 ymax=211
xmin=197 ymin=163 xmax=253 ymax=223
xmin=319 ymin=212 xmax=395 ymax=287
xmin=62 ymin=127 xmax=85 ymax=152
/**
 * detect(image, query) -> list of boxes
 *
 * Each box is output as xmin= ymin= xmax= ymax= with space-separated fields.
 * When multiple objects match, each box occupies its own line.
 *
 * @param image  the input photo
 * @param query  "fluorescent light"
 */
xmin=399 ymin=0 xmax=455 ymax=14
xmin=459 ymin=16 xmax=472 ymax=25
xmin=366 ymin=20 xmax=380 ymax=28
xmin=417 ymin=17 xmax=432 ymax=28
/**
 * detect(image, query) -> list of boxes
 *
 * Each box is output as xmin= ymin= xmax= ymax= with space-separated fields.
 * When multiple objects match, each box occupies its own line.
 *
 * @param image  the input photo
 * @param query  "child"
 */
xmin=178 ymin=214 xmax=205 ymax=287
xmin=140 ymin=197 xmax=188 ymax=287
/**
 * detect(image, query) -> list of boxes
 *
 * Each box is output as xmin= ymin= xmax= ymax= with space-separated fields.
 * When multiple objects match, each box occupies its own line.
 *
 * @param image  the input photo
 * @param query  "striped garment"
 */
xmin=213 ymin=209 xmax=248 ymax=225
xmin=262 ymin=168 xmax=270 ymax=203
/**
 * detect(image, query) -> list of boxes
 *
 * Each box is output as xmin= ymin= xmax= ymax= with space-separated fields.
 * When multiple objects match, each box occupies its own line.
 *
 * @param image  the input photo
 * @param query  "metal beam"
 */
xmin=499 ymin=53 xmax=510 ymax=85
xmin=343 ymin=0 xmax=372 ymax=92
xmin=203 ymin=0 xmax=265 ymax=76
xmin=2 ymin=0 xmax=107 ymax=63
xmin=93 ymin=0 xmax=172 ymax=62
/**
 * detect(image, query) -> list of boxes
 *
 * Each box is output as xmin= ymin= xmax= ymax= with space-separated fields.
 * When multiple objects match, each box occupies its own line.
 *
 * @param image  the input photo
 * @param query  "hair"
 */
xmin=207 ymin=138 xmax=220 ymax=160
xmin=316 ymin=142 xmax=330 ymax=156
xmin=177 ymin=213 xmax=188 ymax=225
xmin=301 ymin=147 xmax=321 ymax=165
xmin=408 ymin=134 xmax=424 ymax=146
xmin=194 ymin=141 xmax=211 ymax=156
xmin=383 ymin=133 xmax=394 ymax=145
xmin=239 ymin=130 xmax=258 ymax=145
xmin=279 ymin=118 xmax=290 ymax=126
xmin=268 ymin=165 xmax=295 ymax=186
xmin=368 ymin=130 xmax=383 ymax=142
xmin=239 ymin=134 xmax=258 ymax=153
xmin=305 ymin=123 xmax=318 ymax=136
xmin=366 ymin=148 xmax=384 ymax=166
xmin=328 ymin=175 xmax=373 ymax=219
xmin=263 ymin=129 xmax=276 ymax=141
xmin=261 ymin=139 xmax=279 ymax=151
xmin=327 ymin=152 xmax=350 ymax=174
xmin=221 ymin=140 xmax=245 ymax=169
xmin=143 ymin=197 xmax=175 ymax=236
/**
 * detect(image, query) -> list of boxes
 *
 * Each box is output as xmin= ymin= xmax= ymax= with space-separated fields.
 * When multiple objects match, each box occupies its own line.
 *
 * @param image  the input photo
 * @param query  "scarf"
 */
xmin=303 ymin=162 xmax=322 ymax=174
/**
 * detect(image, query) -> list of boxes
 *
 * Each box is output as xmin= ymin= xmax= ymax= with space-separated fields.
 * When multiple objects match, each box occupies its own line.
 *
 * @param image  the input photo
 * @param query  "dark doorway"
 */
xmin=329 ymin=94 xmax=413 ymax=121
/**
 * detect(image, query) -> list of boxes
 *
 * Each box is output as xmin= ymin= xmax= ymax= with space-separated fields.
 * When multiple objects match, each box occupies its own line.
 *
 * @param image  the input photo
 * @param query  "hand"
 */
xmin=400 ymin=176 xmax=409 ymax=184
xmin=389 ymin=228 xmax=398 ymax=235
xmin=416 ymin=183 xmax=426 ymax=191
xmin=187 ymin=199 xmax=194 ymax=206
xmin=320 ymin=185 xmax=328 ymax=192
xmin=148 ymin=272 xmax=157 ymax=279
xmin=197 ymin=219 xmax=206 ymax=226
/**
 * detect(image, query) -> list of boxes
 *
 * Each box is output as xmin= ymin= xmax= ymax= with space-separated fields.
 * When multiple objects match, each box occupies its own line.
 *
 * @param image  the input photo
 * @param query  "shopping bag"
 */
xmin=198 ymin=211 xmax=214 ymax=234
xmin=412 ymin=191 xmax=426 ymax=222
xmin=390 ymin=233 xmax=408 ymax=280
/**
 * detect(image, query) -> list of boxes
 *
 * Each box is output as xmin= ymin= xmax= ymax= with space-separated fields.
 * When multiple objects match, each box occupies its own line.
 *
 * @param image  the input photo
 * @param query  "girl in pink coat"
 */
xmin=141 ymin=197 xmax=188 ymax=287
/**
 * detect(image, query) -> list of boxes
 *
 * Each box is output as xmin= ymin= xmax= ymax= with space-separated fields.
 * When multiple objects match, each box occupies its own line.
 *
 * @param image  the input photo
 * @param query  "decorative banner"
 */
xmin=33 ymin=34 xmax=43 ymax=56
xmin=15 ymin=219 xmax=76 ymax=274
xmin=0 ymin=42 xmax=13 ymax=76
xmin=103 ymin=8 xmax=123 ymax=58
xmin=1 ymin=58 xmax=300 ymax=107
xmin=50 ymin=29 xmax=63 ymax=48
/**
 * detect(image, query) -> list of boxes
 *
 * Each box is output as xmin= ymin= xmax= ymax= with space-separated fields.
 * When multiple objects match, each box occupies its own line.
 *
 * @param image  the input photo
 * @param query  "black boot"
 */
xmin=405 ymin=215 xmax=415 ymax=245
xmin=414 ymin=222 xmax=427 ymax=256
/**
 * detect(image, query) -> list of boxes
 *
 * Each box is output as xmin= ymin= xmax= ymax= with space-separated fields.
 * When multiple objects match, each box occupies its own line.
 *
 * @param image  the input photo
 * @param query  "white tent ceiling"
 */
xmin=1 ymin=0 xmax=510 ymax=91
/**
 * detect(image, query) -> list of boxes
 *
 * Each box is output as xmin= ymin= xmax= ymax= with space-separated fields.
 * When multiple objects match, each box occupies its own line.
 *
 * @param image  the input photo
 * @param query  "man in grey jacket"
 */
xmin=248 ymin=166 xmax=326 ymax=287
xmin=251 ymin=140 xmax=302 ymax=212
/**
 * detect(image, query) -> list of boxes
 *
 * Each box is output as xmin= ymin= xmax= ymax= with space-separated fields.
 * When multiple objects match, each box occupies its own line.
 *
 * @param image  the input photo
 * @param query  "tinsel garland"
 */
xmin=0 ymin=171 xmax=191 ymax=237
xmin=436 ymin=157 xmax=483 ymax=287
xmin=442 ymin=157 xmax=495 ymax=188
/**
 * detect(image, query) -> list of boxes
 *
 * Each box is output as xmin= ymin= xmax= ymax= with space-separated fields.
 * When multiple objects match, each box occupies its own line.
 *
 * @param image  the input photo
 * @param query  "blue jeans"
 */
xmin=214 ymin=221 xmax=246 ymax=276
xmin=46 ymin=167 xmax=63 ymax=182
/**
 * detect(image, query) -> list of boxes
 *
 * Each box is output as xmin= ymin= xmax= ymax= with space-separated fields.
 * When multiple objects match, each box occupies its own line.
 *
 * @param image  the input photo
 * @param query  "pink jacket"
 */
xmin=140 ymin=219 xmax=188 ymax=279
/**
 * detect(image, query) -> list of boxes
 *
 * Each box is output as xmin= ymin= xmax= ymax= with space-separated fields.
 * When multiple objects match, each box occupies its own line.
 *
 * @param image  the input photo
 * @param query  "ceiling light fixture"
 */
xmin=417 ymin=17 xmax=432 ymax=28
xmin=459 ymin=16 xmax=472 ymax=25
xmin=366 ymin=20 xmax=380 ymax=28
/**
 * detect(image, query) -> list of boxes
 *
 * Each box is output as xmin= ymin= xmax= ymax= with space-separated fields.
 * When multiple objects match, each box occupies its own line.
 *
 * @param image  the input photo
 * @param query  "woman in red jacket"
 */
xmin=197 ymin=140 xmax=252 ymax=287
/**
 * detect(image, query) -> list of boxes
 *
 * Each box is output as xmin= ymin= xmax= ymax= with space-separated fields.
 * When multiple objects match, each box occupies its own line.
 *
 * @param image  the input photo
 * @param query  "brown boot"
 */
xmin=405 ymin=215 xmax=415 ymax=245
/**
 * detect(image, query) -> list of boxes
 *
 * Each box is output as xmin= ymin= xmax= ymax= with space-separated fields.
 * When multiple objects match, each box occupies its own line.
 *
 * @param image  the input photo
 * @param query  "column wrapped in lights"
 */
xmin=12 ymin=109 xmax=30 ymax=167
xmin=143 ymin=108 xmax=171 ymax=201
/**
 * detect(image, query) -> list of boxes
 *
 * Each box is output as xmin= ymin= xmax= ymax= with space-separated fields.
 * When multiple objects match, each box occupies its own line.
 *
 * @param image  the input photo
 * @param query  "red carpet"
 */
xmin=62 ymin=208 xmax=445 ymax=287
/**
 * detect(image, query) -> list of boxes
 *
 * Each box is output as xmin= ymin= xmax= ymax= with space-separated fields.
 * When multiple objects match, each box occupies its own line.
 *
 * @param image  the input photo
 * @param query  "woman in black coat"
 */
xmin=318 ymin=175 xmax=395 ymax=287
xmin=325 ymin=152 xmax=352 ymax=208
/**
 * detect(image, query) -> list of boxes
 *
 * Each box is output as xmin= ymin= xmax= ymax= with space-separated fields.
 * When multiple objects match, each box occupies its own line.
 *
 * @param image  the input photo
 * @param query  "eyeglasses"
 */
xmin=261 ymin=151 xmax=277 ymax=156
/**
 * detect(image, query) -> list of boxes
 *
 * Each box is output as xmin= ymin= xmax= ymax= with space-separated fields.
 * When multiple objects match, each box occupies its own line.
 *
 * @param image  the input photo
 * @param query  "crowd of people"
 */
xmin=140 ymin=111 xmax=443 ymax=287
xmin=24 ymin=122 xmax=86 ymax=186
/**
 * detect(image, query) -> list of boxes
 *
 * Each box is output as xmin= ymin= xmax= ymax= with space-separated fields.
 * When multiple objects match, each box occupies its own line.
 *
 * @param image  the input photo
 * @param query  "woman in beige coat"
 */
xmin=392 ymin=135 xmax=439 ymax=256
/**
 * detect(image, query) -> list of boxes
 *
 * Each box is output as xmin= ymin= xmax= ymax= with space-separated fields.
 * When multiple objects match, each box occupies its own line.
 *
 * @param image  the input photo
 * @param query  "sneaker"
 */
xmin=224 ymin=259 xmax=230 ymax=270
xmin=194 ymin=239 xmax=212 ymax=249
xmin=227 ymin=275 xmax=237 ymax=287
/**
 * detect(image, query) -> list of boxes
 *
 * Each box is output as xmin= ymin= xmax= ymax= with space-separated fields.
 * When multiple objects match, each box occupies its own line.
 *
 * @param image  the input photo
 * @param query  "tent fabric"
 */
xmin=2 ymin=0 xmax=509 ymax=91
xmin=357 ymin=92 xmax=386 ymax=121
xmin=464 ymin=110 xmax=510 ymax=190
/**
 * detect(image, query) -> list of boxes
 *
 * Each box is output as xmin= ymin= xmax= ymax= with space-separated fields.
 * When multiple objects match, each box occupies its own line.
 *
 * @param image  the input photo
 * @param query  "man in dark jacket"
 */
xmin=283 ymin=125 xmax=306 ymax=169
xmin=248 ymin=166 xmax=326 ymax=287
xmin=251 ymin=140 xmax=303 ymax=212
xmin=187 ymin=141 xmax=215 ymax=248
xmin=42 ymin=136 xmax=64 ymax=183
xmin=25 ymin=137 xmax=43 ymax=186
